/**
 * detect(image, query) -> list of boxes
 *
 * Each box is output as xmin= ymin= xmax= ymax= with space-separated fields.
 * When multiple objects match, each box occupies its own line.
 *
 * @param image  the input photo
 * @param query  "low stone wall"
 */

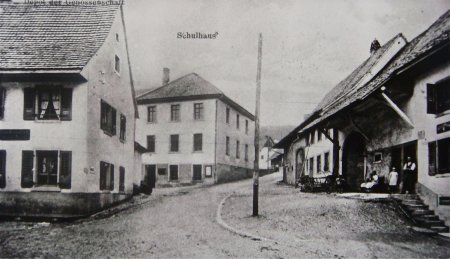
xmin=216 ymin=163 xmax=253 ymax=184
xmin=417 ymin=183 xmax=450 ymax=226
xmin=0 ymin=192 xmax=131 ymax=219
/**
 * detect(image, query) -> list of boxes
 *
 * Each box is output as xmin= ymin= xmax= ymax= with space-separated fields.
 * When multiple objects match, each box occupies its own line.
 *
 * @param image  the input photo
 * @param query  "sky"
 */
xmin=123 ymin=0 xmax=449 ymax=127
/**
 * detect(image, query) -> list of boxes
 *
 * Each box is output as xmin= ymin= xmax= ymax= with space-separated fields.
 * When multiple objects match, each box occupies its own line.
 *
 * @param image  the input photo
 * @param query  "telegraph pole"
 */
xmin=253 ymin=33 xmax=262 ymax=217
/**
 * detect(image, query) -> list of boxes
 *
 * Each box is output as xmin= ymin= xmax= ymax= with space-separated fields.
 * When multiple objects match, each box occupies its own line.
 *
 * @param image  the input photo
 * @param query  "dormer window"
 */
xmin=115 ymin=55 xmax=120 ymax=74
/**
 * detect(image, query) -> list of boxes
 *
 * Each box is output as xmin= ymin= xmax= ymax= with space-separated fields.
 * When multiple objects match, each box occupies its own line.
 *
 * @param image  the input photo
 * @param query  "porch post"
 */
xmin=332 ymin=128 xmax=340 ymax=176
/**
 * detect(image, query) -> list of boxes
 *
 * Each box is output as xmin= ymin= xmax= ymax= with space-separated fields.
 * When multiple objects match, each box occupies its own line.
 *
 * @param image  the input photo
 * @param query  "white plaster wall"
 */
xmin=411 ymin=61 xmax=450 ymax=197
xmin=138 ymin=99 xmax=216 ymax=166
xmin=0 ymin=81 xmax=88 ymax=192
xmin=82 ymin=10 xmax=136 ymax=194
xmin=215 ymin=99 xmax=254 ymax=169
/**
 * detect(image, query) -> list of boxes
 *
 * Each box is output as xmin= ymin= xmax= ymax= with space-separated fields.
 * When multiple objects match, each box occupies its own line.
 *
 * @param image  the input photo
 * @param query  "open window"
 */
xmin=427 ymin=78 xmax=450 ymax=114
xmin=429 ymin=137 xmax=450 ymax=175
xmin=23 ymin=87 xmax=72 ymax=121
xmin=100 ymin=100 xmax=117 ymax=136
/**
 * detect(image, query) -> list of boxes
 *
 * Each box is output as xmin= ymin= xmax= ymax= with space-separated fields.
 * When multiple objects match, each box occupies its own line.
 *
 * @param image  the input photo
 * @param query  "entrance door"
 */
xmin=295 ymin=148 xmax=305 ymax=181
xmin=145 ymin=164 xmax=156 ymax=189
xmin=193 ymin=164 xmax=202 ymax=181
xmin=342 ymin=132 xmax=366 ymax=190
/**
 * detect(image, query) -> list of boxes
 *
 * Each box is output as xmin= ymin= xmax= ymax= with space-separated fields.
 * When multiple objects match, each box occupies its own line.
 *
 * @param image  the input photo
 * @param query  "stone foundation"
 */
xmin=0 ymin=192 xmax=131 ymax=219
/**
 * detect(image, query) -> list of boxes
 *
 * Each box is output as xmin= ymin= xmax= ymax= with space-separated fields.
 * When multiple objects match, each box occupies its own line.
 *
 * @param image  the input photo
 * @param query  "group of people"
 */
xmin=360 ymin=156 xmax=417 ymax=194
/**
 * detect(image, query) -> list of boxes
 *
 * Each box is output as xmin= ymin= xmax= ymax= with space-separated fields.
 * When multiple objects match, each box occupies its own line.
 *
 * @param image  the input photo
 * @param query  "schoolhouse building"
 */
xmin=275 ymin=10 xmax=450 ymax=226
xmin=0 ymin=3 xmax=140 ymax=218
xmin=136 ymin=70 xmax=255 ymax=186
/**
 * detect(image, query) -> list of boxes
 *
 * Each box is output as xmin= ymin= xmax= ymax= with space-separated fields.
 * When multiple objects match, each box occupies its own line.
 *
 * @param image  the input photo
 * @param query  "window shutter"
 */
xmin=59 ymin=151 xmax=72 ymax=189
xmin=110 ymin=164 xmax=114 ymax=190
xmin=21 ymin=151 xmax=34 ymax=188
xmin=0 ymin=150 xmax=6 ymax=188
xmin=23 ymin=88 xmax=35 ymax=120
xmin=112 ymin=109 xmax=117 ymax=135
xmin=0 ymin=88 xmax=5 ymax=120
xmin=100 ymin=161 xmax=106 ymax=190
xmin=428 ymin=142 xmax=437 ymax=176
xmin=427 ymin=83 xmax=437 ymax=114
xmin=60 ymin=88 xmax=73 ymax=121
xmin=119 ymin=167 xmax=125 ymax=192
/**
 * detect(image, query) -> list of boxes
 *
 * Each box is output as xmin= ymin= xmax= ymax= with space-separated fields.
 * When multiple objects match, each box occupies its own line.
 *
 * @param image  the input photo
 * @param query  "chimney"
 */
xmin=370 ymin=38 xmax=381 ymax=55
xmin=162 ymin=68 xmax=170 ymax=85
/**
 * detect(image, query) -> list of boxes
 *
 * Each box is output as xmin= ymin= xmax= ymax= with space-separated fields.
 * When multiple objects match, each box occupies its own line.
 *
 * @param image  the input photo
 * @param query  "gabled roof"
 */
xmin=0 ymin=3 xmax=119 ymax=71
xmin=303 ymin=9 xmax=450 ymax=131
xmin=137 ymin=73 xmax=255 ymax=120
xmin=276 ymin=10 xmax=450 ymax=149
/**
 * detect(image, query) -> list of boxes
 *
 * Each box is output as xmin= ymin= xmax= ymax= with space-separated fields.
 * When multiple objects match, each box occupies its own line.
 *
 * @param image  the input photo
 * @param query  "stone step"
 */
xmin=411 ymin=209 xmax=434 ymax=216
xmin=403 ymin=204 xmax=428 ymax=210
xmin=416 ymin=219 xmax=446 ymax=228
xmin=430 ymin=225 xmax=450 ymax=233
xmin=416 ymin=215 xmax=440 ymax=221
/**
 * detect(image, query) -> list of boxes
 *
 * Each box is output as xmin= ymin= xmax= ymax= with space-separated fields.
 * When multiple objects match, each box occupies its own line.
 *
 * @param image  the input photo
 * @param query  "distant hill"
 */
xmin=259 ymin=125 xmax=295 ymax=147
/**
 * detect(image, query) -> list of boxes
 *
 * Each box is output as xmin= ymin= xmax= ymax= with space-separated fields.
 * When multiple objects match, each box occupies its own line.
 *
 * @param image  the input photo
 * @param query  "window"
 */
xmin=309 ymin=157 xmax=314 ymax=174
xmin=115 ymin=33 xmax=119 ymax=42
xmin=429 ymin=137 xmax=450 ymax=175
xmin=305 ymin=134 xmax=310 ymax=146
xmin=236 ymin=114 xmax=240 ymax=129
xmin=374 ymin=152 xmax=383 ymax=163
xmin=0 ymin=88 xmax=5 ymax=120
xmin=0 ymin=150 xmax=5 ymax=188
xmin=171 ymin=104 xmax=180 ymax=121
xmin=318 ymin=130 xmax=322 ymax=141
xmin=100 ymin=161 xmax=114 ymax=191
xmin=115 ymin=55 xmax=120 ymax=73
xmin=427 ymin=78 xmax=450 ymax=114
xmin=100 ymin=100 xmax=116 ymax=136
xmin=23 ymin=87 xmax=72 ymax=121
xmin=316 ymin=155 xmax=321 ymax=173
xmin=169 ymin=165 xmax=178 ymax=181
xmin=226 ymin=136 xmax=230 ymax=155
xmin=147 ymin=106 xmax=156 ymax=123
xmin=245 ymin=120 xmax=249 ymax=134
xmin=236 ymin=140 xmax=240 ymax=158
xmin=120 ymin=114 xmax=126 ymax=142
xmin=21 ymin=150 xmax=72 ymax=188
xmin=324 ymin=152 xmax=330 ymax=172
xmin=310 ymin=131 xmax=315 ymax=144
xmin=119 ymin=166 xmax=125 ymax=192
xmin=226 ymin=107 xmax=230 ymax=124
xmin=245 ymin=144 xmax=249 ymax=161
xmin=194 ymin=103 xmax=203 ymax=120
xmin=147 ymin=135 xmax=155 ymax=153
xmin=36 ymin=151 xmax=58 ymax=186
xmin=193 ymin=133 xmax=203 ymax=152
xmin=170 ymin=134 xmax=179 ymax=152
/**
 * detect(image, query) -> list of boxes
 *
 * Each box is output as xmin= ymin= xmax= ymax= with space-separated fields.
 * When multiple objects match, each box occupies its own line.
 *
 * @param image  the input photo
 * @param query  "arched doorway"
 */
xmin=342 ymin=132 xmax=366 ymax=191
xmin=295 ymin=148 xmax=305 ymax=182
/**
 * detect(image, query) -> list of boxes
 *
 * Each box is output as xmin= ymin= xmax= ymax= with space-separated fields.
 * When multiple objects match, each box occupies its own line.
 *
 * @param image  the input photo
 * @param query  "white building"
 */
xmin=136 ymin=71 xmax=255 ymax=186
xmin=0 ymin=3 xmax=139 ymax=218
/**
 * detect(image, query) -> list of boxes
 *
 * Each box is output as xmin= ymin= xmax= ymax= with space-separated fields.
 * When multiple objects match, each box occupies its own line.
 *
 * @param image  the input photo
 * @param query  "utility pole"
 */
xmin=253 ymin=33 xmax=262 ymax=217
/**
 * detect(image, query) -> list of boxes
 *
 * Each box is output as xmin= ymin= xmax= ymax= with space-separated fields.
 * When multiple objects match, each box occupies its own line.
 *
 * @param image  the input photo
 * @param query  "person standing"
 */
xmin=388 ymin=167 xmax=399 ymax=194
xmin=401 ymin=157 xmax=416 ymax=194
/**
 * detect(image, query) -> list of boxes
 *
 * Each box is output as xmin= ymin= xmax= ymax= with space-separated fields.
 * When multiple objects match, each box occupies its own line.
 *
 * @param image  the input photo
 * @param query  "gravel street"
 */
xmin=1 ymin=172 xmax=449 ymax=258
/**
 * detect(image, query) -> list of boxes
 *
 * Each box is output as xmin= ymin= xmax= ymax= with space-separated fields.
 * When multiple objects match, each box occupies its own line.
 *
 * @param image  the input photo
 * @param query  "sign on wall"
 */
xmin=0 ymin=129 xmax=30 ymax=141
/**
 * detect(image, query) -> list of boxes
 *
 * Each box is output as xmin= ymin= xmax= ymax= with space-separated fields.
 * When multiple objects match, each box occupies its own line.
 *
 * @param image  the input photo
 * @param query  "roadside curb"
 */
xmin=216 ymin=192 xmax=268 ymax=242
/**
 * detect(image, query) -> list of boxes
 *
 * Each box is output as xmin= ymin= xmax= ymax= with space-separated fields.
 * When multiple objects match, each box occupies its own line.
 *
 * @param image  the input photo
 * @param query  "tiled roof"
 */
xmin=0 ymin=3 xmax=119 ymax=71
xmin=137 ymin=73 xmax=255 ymax=120
xmin=137 ymin=73 xmax=224 ymax=101
xmin=276 ymin=9 xmax=450 ymax=148
xmin=304 ymin=10 xmax=450 ymax=131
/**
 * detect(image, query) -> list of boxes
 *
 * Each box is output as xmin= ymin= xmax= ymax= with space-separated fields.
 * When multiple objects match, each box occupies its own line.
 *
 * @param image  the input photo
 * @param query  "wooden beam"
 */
xmin=381 ymin=91 xmax=414 ymax=128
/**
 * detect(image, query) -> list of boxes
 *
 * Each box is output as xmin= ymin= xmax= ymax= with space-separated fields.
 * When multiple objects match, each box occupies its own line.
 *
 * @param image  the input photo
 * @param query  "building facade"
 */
xmin=275 ymin=11 xmax=450 ymax=225
xmin=136 ymin=72 xmax=255 ymax=186
xmin=0 ymin=4 xmax=139 ymax=218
